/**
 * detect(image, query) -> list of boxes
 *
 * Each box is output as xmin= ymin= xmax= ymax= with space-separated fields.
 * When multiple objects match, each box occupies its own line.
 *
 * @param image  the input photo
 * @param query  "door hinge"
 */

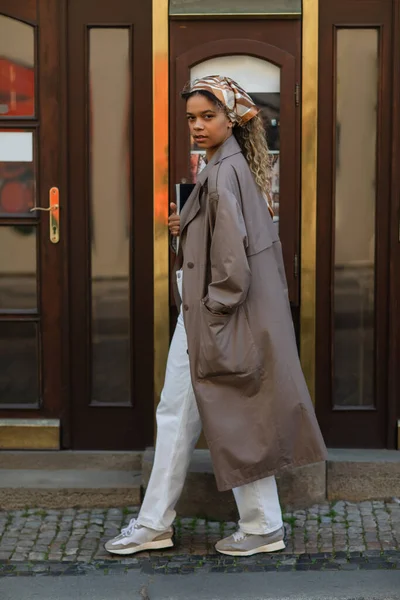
xmin=398 ymin=209 xmax=400 ymax=242
xmin=294 ymin=253 xmax=299 ymax=278
xmin=295 ymin=83 xmax=300 ymax=107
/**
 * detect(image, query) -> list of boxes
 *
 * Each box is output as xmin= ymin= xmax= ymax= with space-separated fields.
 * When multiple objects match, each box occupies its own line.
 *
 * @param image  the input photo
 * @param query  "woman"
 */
xmin=105 ymin=76 xmax=327 ymax=558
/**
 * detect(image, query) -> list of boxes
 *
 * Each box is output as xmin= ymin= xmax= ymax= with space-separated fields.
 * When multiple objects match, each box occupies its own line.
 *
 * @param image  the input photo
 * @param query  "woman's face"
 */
xmin=186 ymin=94 xmax=232 ymax=160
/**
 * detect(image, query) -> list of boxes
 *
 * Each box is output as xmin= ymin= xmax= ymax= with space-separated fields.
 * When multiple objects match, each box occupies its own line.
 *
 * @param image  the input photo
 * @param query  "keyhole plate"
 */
xmin=49 ymin=187 xmax=59 ymax=244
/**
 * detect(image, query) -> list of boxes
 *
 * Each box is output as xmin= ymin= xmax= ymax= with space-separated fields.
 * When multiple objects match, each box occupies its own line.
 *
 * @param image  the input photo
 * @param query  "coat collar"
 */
xmin=180 ymin=135 xmax=242 ymax=235
xmin=196 ymin=135 xmax=242 ymax=186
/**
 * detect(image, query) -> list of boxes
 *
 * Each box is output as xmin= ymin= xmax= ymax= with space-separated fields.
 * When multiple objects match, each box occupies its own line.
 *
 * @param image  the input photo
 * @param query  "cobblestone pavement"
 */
xmin=0 ymin=500 xmax=399 ymax=576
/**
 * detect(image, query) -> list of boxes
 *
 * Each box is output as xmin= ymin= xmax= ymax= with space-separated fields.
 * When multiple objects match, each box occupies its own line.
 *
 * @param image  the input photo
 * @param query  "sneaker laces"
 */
xmin=232 ymin=529 xmax=249 ymax=542
xmin=121 ymin=518 xmax=139 ymax=537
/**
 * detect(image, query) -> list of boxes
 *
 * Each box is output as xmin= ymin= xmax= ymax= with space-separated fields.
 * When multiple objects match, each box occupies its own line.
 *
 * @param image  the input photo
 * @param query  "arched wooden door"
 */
xmin=170 ymin=20 xmax=301 ymax=307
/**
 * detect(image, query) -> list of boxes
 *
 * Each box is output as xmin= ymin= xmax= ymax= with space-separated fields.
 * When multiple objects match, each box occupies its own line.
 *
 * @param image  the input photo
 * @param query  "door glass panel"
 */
xmin=0 ymin=130 xmax=35 ymax=215
xmin=89 ymin=28 xmax=132 ymax=405
xmin=0 ymin=320 xmax=39 ymax=405
xmin=190 ymin=56 xmax=281 ymax=225
xmin=170 ymin=0 xmax=301 ymax=16
xmin=0 ymin=15 xmax=35 ymax=117
xmin=0 ymin=225 xmax=37 ymax=310
xmin=333 ymin=29 xmax=378 ymax=408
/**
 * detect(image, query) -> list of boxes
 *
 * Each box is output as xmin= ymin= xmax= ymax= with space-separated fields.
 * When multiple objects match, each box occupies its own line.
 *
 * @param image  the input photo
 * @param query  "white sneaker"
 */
xmin=104 ymin=518 xmax=174 ymax=556
xmin=215 ymin=526 xmax=286 ymax=556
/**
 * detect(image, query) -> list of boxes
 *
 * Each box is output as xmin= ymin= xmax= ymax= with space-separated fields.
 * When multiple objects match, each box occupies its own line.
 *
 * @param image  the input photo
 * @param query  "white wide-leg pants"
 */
xmin=137 ymin=271 xmax=283 ymax=535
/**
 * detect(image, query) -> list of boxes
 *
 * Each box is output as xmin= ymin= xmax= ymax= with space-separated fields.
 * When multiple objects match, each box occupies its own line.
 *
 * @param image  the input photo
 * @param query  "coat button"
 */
xmin=187 ymin=262 xmax=194 ymax=269
xmin=183 ymin=304 xmax=189 ymax=311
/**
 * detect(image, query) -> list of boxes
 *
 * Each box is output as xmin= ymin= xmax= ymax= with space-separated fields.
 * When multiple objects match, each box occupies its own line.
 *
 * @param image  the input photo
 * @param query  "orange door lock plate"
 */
xmin=29 ymin=187 xmax=60 ymax=243
xmin=49 ymin=187 xmax=59 ymax=244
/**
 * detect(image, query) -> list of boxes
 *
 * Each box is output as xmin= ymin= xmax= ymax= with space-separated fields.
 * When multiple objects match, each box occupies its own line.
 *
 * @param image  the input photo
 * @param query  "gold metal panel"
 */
xmin=153 ymin=0 xmax=170 ymax=429
xmin=0 ymin=419 xmax=60 ymax=450
xmin=300 ymin=0 xmax=318 ymax=403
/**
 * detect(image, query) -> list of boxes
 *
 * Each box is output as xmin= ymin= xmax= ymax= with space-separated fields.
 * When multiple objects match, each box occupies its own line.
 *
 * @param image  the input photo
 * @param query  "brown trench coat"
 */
xmin=173 ymin=135 xmax=327 ymax=492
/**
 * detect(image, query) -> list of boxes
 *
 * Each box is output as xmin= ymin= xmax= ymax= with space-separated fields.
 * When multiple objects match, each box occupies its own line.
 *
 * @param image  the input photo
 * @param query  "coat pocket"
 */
xmin=197 ymin=303 xmax=262 ymax=393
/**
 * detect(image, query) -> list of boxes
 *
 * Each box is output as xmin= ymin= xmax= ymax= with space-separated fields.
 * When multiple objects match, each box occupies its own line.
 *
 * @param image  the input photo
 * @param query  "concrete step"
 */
xmin=1 ymin=449 xmax=399 ymax=515
xmin=0 ymin=469 xmax=142 ymax=510
xmin=327 ymin=448 xmax=400 ymax=502
xmin=0 ymin=470 xmax=141 ymax=510
xmin=0 ymin=450 xmax=142 ymax=471
xmin=0 ymin=451 xmax=142 ymax=509
xmin=142 ymin=448 xmax=400 ymax=520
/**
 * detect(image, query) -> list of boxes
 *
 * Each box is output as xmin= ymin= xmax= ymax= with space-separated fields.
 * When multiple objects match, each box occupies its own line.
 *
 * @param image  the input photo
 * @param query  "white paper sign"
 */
xmin=0 ymin=132 xmax=33 ymax=162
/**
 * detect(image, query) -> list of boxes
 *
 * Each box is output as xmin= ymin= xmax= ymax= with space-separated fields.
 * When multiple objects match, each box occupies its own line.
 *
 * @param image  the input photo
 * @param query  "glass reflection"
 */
xmin=0 ymin=16 xmax=35 ymax=117
xmin=0 ymin=225 xmax=37 ymax=310
xmin=0 ymin=131 xmax=35 ymax=215
xmin=333 ymin=29 xmax=378 ymax=408
xmin=89 ymin=28 xmax=131 ymax=404
xmin=190 ymin=56 xmax=280 ymax=223
xmin=250 ymin=92 xmax=280 ymax=222
xmin=0 ymin=321 xmax=39 ymax=405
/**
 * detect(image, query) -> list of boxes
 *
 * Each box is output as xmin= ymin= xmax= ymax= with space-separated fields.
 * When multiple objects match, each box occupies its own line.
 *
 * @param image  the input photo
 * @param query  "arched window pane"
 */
xmin=190 ymin=55 xmax=280 ymax=223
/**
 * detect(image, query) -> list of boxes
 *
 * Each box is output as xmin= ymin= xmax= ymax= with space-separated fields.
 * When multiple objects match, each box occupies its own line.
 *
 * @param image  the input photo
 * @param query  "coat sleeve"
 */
xmin=203 ymin=188 xmax=251 ymax=315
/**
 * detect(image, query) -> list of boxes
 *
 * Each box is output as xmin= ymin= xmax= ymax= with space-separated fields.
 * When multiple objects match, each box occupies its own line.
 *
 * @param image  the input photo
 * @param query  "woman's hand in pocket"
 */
xmin=168 ymin=203 xmax=180 ymax=237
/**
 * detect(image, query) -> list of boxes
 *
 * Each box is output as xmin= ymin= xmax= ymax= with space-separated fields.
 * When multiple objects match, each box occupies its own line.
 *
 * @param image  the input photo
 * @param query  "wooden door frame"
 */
xmin=316 ymin=0 xmax=394 ymax=448
xmin=66 ymin=0 xmax=154 ymax=450
xmin=59 ymin=0 xmax=70 ymax=448
xmin=388 ymin=0 xmax=400 ymax=449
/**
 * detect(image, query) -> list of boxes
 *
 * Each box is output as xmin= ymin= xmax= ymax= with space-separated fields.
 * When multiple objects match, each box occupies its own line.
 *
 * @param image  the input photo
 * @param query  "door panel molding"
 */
xmin=0 ymin=0 xmax=36 ymax=24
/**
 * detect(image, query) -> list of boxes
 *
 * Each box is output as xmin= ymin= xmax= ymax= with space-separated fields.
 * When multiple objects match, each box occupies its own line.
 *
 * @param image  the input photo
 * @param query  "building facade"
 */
xmin=0 ymin=0 xmax=399 ymax=451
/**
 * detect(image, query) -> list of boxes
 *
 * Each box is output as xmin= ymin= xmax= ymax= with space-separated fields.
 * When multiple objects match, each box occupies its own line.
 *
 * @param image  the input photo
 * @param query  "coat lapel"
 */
xmin=179 ymin=136 xmax=242 ymax=237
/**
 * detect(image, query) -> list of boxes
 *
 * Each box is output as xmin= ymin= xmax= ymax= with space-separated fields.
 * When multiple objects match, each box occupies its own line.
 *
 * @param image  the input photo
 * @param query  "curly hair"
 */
xmin=232 ymin=114 xmax=272 ymax=197
xmin=182 ymin=89 xmax=272 ymax=197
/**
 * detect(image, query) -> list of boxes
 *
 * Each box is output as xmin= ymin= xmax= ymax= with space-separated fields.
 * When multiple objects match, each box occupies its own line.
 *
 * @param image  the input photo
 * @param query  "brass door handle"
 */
xmin=30 ymin=187 xmax=60 ymax=244
xmin=30 ymin=205 xmax=59 ymax=212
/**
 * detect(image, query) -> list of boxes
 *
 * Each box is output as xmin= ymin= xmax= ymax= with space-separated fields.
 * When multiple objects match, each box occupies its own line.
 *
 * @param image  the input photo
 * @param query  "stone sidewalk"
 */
xmin=0 ymin=500 xmax=399 ymax=575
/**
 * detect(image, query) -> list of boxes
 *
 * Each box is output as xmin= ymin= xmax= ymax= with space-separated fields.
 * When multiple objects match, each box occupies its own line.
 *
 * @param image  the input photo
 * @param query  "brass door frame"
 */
xmin=152 ymin=0 xmax=170 ymax=414
xmin=300 ymin=0 xmax=318 ymax=401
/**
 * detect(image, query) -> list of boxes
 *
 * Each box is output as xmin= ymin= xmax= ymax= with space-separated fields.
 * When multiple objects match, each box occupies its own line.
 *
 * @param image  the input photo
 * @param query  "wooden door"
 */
xmin=316 ymin=0 xmax=394 ymax=447
xmin=67 ymin=0 xmax=154 ymax=449
xmin=0 ymin=0 xmax=65 ymax=435
xmin=170 ymin=19 xmax=301 ymax=309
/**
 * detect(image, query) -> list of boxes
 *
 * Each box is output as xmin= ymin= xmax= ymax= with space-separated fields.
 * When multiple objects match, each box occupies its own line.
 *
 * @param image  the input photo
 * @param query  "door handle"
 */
xmin=30 ymin=187 xmax=60 ymax=244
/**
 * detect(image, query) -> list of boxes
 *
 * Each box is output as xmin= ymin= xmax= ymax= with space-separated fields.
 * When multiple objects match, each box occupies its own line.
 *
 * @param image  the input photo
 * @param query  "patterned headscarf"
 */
xmin=183 ymin=75 xmax=259 ymax=126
